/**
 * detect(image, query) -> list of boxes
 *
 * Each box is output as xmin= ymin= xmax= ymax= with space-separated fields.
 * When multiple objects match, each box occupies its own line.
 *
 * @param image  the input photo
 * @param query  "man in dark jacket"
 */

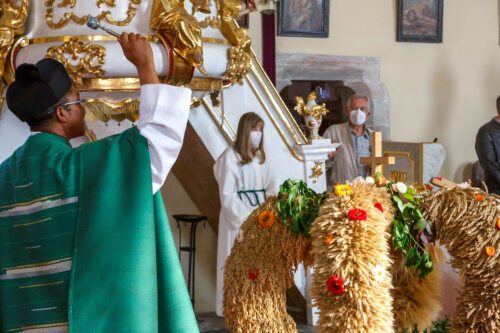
xmin=475 ymin=96 xmax=500 ymax=194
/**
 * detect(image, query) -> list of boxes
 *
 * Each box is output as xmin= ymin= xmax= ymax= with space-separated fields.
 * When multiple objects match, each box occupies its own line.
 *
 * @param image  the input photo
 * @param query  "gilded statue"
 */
xmin=150 ymin=0 xmax=207 ymax=78
xmin=0 ymin=0 xmax=29 ymax=110
xmin=295 ymin=91 xmax=329 ymax=140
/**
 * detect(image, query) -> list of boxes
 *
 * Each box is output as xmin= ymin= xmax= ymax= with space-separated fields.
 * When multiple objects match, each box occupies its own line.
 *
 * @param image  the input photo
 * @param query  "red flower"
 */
xmin=248 ymin=268 xmax=259 ymax=281
xmin=326 ymin=275 xmax=345 ymax=295
xmin=374 ymin=202 xmax=384 ymax=213
xmin=348 ymin=208 xmax=367 ymax=221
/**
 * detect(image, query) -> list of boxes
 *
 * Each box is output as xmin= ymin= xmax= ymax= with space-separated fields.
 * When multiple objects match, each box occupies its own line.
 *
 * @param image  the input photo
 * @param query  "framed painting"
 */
xmin=278 ymin=0 xmax=329 ymax=37
xmin=397 ymin=0 xmax=443 ymax=43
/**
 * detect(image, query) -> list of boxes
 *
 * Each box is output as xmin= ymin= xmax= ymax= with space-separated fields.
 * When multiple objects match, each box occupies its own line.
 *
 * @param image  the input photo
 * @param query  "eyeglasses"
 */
xmin=47 ymin=98 xmax=87 ymax=114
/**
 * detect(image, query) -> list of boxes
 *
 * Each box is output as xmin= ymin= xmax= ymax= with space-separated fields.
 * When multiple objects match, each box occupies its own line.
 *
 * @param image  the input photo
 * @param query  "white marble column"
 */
xmin=295 ymin=139 xmax=340 ymax=326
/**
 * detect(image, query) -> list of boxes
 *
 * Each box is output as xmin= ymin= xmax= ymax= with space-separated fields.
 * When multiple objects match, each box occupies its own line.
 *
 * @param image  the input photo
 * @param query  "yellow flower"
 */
xmin=334 ymin=184 xmax=353 ymax=197
xmin=496 ymin=217 xmax=500 ymax=230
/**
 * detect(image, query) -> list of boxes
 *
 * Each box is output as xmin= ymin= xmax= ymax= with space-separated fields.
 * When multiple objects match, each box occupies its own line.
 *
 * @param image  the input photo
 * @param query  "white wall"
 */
xmin=161 ymin=174 xmax=217 ymax=313
xmin=0 ymin=109 xmax=30 ymax=162
xmin=248 ymin=0 xmax=500 ymax=182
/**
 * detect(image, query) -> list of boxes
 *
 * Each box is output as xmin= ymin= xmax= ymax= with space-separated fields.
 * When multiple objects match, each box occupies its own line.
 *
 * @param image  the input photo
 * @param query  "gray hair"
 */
xmin=346 ymin=94 xmax=369 ymax=113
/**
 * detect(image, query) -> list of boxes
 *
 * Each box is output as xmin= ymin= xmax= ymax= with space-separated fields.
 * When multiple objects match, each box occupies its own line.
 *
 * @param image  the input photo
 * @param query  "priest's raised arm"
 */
xmin=0 ymin=32 xmax=198 ymax=333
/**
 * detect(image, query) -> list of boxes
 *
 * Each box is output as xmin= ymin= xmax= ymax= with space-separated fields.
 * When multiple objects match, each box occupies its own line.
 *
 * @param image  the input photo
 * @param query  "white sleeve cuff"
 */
xmin=137 ymin=84 xmax=192 ymax=194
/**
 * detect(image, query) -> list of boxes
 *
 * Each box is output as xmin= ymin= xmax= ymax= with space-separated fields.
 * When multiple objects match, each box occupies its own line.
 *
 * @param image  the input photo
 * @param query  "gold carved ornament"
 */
xmin=45 ymin=38 xmax=106 ymax=85
xmin=294 ymin=92 xmax=329 ymax=121
xmin=150 ymin=0 xmax=206 ymax=85
xmin=0 ymin=0 xmax=29 ymax=113
xmin=45 ymin=0 xmax=142 ymax=30
xmin=308 ymin=161 xmax=323 ymax=183
xmin=218 ymin=0 xmax=252 ymax=85
xmin=84 ymin=97 xmax=139 ymax=123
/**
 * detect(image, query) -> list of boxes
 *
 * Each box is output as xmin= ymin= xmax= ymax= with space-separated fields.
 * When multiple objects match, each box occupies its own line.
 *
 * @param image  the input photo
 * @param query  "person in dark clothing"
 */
xmin=475 ymin=96 xmax=500 ymax=194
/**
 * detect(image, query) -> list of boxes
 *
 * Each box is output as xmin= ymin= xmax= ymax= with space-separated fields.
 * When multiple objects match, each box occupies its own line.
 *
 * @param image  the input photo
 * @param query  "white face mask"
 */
xmin=349 ymin=108 xmax=367 ymax=125
xmin=250 ymin=131 xmax=262 ymax=149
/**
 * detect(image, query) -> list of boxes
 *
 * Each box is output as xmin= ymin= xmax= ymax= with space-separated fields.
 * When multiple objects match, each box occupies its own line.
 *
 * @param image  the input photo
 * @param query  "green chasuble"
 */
xmin=0 ymin=127 xmax=199 ymax=332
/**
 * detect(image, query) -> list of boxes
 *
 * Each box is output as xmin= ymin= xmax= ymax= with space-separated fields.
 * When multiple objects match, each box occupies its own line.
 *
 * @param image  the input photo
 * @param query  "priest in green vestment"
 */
xmin=0 ymin=33 xmax=199 ymax=332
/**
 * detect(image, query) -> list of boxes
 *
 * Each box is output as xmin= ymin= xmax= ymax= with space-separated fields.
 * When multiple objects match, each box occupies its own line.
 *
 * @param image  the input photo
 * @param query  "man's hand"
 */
xmin=118 ymin=32 xmax=160 ymax=85
xmin=328 ymin=138 xmax=340 ymax=158
xmin=328 ymin=148 xmax=340 ymax=159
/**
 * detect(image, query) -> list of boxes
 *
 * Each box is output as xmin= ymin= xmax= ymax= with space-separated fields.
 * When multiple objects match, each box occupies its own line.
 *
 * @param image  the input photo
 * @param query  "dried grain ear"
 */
xmin=310 ymin=183 xmax=396 ymax=332
xmin=223 ymin=196 xmax=312 ymax=332
xmin=423 ymin=188 xmax=500 ymax=332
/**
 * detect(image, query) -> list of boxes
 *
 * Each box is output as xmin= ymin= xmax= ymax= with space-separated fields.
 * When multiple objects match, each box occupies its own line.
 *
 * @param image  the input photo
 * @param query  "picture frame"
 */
xmin=278 ymin=0 xmax=329 ymax=38
xmin=397 ymin=0 xmax=443 ymax=43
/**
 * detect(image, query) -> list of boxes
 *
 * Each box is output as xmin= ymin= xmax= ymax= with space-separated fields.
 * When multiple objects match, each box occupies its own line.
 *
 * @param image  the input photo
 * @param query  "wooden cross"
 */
xmin=360 ymin=132 xmax=396 ymax=177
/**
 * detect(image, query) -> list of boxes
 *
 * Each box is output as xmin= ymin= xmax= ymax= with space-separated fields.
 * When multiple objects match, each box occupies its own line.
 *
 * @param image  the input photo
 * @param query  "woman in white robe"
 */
xmin=214 ymin=112 xmax=277 ymax=317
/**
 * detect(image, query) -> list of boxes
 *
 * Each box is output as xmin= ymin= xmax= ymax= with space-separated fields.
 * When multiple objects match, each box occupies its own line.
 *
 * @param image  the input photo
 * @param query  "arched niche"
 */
xmin=276 ymin=53 xmax=391 ymax=139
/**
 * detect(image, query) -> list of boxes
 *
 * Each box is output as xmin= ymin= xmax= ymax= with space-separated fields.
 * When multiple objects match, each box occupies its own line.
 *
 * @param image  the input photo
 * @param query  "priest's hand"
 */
xmin=118 ymin=32 xmax=160 ymax=85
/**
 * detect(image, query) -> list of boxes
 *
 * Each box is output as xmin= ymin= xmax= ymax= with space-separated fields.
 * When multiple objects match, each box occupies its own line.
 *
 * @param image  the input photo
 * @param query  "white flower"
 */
xmin=351 ymin=176 xmax=365 ymax=184
xmin=372 ymin=265 xmax=385 ymax=282
xmin=365 ymin=177 xmax=375 ymax=185
xmin=395 ymin=182 xmax=407 ymax=194
xmin=457 ymin=182 xmax=470 ymax=189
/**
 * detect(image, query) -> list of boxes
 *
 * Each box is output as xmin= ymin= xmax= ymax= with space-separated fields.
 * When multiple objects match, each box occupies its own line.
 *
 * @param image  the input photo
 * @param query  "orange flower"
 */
xmin=258 ymin=210 xmax=276 ymax=228
xmin=324 ymin=234 xmax=334 ymax=245
xmin=485 ymin=246 xmax=496 ymax=257
xmin=496 ymin=217 xmax=500 ymax=230
xmin=475 ymin=194 xmax=485 ymax=202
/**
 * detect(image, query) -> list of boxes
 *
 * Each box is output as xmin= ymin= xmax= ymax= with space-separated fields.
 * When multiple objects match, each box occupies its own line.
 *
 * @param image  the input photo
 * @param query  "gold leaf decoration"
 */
xmin=84 ymin=98 xmax=139 ymax=123
xmin=45 ymin=0 xmax=141 ymax=30
xmin=46 ymin=38 xmax=106 ymax=82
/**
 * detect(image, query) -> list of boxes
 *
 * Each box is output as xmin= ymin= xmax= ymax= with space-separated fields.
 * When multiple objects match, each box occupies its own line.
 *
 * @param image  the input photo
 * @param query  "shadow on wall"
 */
xmin=453 ymin=162 xmax=473 ymax=184
xmin=431 ymin=54 xmax=456 ymax=179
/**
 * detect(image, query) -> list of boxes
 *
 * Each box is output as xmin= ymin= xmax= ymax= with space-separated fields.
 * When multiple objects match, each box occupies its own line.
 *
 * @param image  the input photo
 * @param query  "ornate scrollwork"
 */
xmin=198 ymin=16 xmax=220 ymax=28
xmin=46 ymin=38 xmax=106 ymax=83
xmin=308 ymin=161 xmax=324 ymax=183
xmin=97 ymin=0 xmax=116 ymax=8
xmin=0 ymin=0 xmax=29 ymax=112
xmin=226 ymin=44 xmax=251 ymax=84
xmin=190 ymin=0 xmax=211 ymax=14
xmin=84 ymin=97 xmax=139 ymax=123
xmin=218 ymin=0 xmax=252 ymax=85
xmin=45 ymin=0 xmax=142 ymax=30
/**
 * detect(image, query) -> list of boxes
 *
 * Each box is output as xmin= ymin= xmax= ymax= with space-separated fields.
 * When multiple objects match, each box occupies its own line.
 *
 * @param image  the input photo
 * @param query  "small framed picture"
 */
xmin=397 ymin=0 xmax=443 ymax=43
xmin=278 ymin=0 xmax=329 ymax=38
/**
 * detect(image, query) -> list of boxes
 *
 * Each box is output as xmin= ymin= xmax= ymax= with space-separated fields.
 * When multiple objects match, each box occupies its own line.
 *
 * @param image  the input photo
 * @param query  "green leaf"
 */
xmin=413 ymin=219 xmax=427 ymax=231
xmin=403 ymin=192 xmax=414 ymax=201
xmin=392 ymin=196 xmax=405 ymax=212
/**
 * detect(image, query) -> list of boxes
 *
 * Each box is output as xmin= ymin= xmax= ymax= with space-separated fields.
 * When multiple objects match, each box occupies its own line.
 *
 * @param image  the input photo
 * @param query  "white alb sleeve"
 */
xmin=137 ymin=84 xmax=192 ymax=194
